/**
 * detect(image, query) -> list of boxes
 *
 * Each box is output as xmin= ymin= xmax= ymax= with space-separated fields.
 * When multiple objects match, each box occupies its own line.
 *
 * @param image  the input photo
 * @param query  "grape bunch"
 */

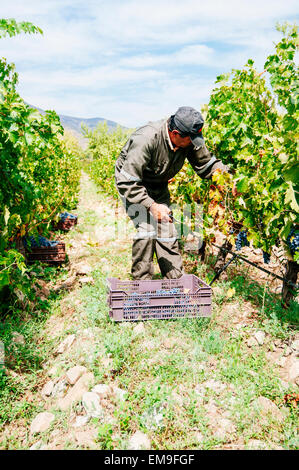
xmin=130 ymin=288 xmax=181 ymax=296
xmin=156 ymin=288 xmax=181 ymax=295
xmin=286 ymin=228 xmax=299 ymax=254
xmin=23 ymin=235 xmax=59 ymax=248
xmin=59 ymin=212 xmax=77 ymax=221
xmin=235 ymin=231 xmax=249 ymax=251
xmin=262 ymin=251 xmax=271 ymax=264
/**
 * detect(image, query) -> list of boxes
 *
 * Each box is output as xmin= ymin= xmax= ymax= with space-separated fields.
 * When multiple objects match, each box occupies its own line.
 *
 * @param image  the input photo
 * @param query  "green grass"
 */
xmin=0 ymin=172 xmax=298 ymax=450
xmin=0 ymin=261 xmax=69 ymax=429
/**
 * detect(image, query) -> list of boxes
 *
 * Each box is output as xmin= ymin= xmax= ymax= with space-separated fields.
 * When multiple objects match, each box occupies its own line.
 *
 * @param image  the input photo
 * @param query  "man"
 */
xmin=115 ymin=106 xmax=228 ymax=280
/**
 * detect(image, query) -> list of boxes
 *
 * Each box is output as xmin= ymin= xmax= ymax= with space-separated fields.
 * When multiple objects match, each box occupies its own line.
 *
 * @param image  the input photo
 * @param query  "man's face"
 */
xmin=169 ymin=130 xmax=192 ymax=148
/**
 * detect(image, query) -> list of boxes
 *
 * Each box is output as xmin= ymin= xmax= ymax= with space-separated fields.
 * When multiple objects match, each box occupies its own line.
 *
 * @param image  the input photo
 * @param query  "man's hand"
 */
xmin=150 ymin=202 xmax=172 ymax=222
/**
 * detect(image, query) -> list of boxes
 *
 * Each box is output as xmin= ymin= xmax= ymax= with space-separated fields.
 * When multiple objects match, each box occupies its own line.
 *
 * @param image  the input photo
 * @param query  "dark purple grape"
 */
xmin=23 ymin=235 xmax=59 ymax=248
xmin=262 ymin=251 xmax=270 ymax=264
xmin=235 ymin=230 xmax=249 ymax=251
xmin=59 ymin=212 xmax=77 ymax=221
xmin=286 ymin=228 xmax=299 ymax=254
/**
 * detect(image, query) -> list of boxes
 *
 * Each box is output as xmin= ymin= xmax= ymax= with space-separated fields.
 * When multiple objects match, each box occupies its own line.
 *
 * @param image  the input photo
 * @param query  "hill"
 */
xmin=27 ymin=104 xmax=125 ymax=148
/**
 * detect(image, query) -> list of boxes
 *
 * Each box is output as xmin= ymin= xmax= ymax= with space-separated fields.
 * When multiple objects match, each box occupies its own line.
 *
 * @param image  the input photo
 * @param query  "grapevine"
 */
xmin=0 ymin=19 xmax=81 ymax=295
xmin=83 ymin=123 xmax=132 ymax=199
xmin=83 ymin=24 xmax=298 ymax=300
xmin=170 ymin=24 xmax=298 ymax=270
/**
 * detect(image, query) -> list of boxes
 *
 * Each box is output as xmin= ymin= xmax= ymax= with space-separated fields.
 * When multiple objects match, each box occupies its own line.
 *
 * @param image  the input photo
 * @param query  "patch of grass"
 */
xmin=228 ymin=274 xmax=298 ymax=329
xmin=2 ymin=173 xmax=298 ymax=450
xmin=0 ymin=258 xmax=69 ymax=428
xmin=82 ymin=209 xmax=101 ymax=226
xmin=96 ymin=422 xmax=114 ymax=449
xmin=0 ymin=368 xmax=40 ymax=428
xmin=201 ymin=329 xmax=226 ymax=355
xmin=103 ymin=330 xmax=134 ymax=373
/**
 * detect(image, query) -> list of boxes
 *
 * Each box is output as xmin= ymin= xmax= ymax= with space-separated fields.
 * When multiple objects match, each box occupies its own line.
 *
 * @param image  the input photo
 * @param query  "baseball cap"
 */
xmin=172 ymin=106 xmax=205 ymax=149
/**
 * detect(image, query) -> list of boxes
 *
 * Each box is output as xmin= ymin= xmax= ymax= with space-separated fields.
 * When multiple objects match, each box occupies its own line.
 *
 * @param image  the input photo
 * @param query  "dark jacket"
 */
xmin=115 ymin=118 xmax=227 ymax=208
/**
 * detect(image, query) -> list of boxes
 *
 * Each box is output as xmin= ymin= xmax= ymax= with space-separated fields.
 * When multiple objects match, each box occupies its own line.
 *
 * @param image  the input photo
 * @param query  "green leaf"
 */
xmin=3 ymin=206 xmax=10 ymax=225
xmin=238 ymin=197 xmax=246 ymax=208
xmin=280 ymin=219 xmax=293 ymax=239
xmin=0 ymin=271 xmax=10 ymax=288
xmin=282 ymin=163 xmax=299 ymax=184
xmin=8 ymin=123 xmax=18 ymax=132
xmin=240 ymin=137 xmax=253 ymax=148
xmin=25 ymin=131 xmax=34 ymax=145
xmin=278 ymin=153 xmax=288 ymax=163
xmin=285 ymin=184 xmax=299 ymax=212
xmin=236 ymin=176 xmax=249 ymax=193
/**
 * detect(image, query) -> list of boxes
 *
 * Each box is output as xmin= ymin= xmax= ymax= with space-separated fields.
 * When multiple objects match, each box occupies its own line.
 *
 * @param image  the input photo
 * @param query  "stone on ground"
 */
xmin=213 ymin=417 xmax=236 ymax=440
xmin=133 ymin=323 xmax=145 ymax=335
xmin=195 ymin=432 xmax=204 ymax=444
xmin=52 ymin=379 xmax=68 ymax=398
xmin=74 ymin=428 xmax=97 ymax=448
xmin=66 ymin=365 xmax=87 ymax=385
xmin=288 ymin=359 xmax=299 ymax=383
xmin=30 ymin=412 xmax=55 ymax=434
xmin=54 ymin=275 xmax=77 ymax=291
xmin=247 ymin=336 xmax=258 ymax=347
xmin=276 ymin=356 xmax=287 ymax=367
xmin=74 ymin=262 xmax=92 ymax=275
xmin=127 ymin=431 xmax=151 ymax=450
xmin=163 ymin=338 xmax=174 ymax=349
xmin=204 ymin=400 xmax=236 ymax=440
xmin=55 ymin=334 xmax=76 ymax=354
xmin=29 ymin=440 xmax=48 ymax=450
xmin=254 ymin=396 xmax=285 ymax=424
xmin=47 ymin=365 xmax=60 ymax=377
xmin=81 ymin=328 xmax=95 ymax=339
xmin=57 ymin=372 xmax=94 ymax=411
xmin=202 ymin=379 xmax=227 ymax=394
xmin=72 ymin=415 xmax=90 ymax=428
xmin=12 ymin=332 xmax=25 ymax=346
xmin=41 ymin=380 xmax=55 ymax=397
xmin=246 ymin=439 xmax=269 ymax=450
xmin=91 ymin=384 xmax=111 ymax=398
xmin=283 ymin=346 xmax=292 ymax=356
xmin=290 ymin=339 xmax=299 ymax=352
xmin=36 ymin=280 xmax=50 ymax=298
xmin=82 ymin=392 xmax=104 ymax=418
xmin=79 ymin=277 xmax=94 ymax=285
xmin=254 ymin=330 xmax=266 ymax=345
xmin=112 ymin=385 xmax=127 ymax=401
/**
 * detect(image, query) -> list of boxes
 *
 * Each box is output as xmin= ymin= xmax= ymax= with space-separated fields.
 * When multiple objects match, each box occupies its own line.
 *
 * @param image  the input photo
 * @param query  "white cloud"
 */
xmin=0 ymin=0 xmax=298 ymax=126
xmin=19 ymin=74 xmax=216 ymax=127
xmin=119 ymin=45 xmax=215 ymax=68
xmin=18 ymin=65 xmax=165 ymax=92
xmin=88 ymin=0 xmax=298 ymax=45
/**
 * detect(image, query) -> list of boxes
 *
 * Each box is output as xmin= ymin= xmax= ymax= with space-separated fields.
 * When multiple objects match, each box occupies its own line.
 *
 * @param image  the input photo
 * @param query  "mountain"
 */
xmin=57 ymin=113 xmax=122 ymax=134
xmin=27 ymin=104 xmax=125 ymax=148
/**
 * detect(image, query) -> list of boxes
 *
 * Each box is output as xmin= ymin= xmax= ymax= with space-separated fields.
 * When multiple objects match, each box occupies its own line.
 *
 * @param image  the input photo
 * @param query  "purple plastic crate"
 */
xmin=107 ymin=274 xmax=212 ymax=321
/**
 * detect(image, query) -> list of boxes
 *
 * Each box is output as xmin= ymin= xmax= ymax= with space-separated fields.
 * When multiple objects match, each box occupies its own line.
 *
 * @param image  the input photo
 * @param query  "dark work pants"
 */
xmin=125 ymin=187 xmax=184 ymax=280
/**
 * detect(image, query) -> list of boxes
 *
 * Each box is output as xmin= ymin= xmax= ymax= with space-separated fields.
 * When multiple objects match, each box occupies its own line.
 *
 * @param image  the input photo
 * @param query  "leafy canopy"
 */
xmin=0 ymin=18 xmax=43 ymax=38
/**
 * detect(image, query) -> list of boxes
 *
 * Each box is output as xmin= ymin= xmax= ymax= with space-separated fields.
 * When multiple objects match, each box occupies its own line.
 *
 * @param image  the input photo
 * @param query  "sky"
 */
xmin=1 ymin=0 xmax=298 ymax=128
